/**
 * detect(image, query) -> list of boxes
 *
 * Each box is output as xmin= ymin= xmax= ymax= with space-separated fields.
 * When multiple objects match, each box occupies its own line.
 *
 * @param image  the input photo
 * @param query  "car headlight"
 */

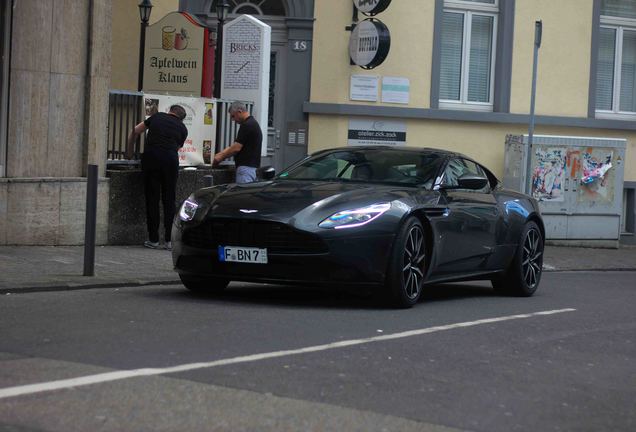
xmin=319 ymin=203 xmax=391 ymax=229
xmin=179 ymin=197 xmax=199 ymax=221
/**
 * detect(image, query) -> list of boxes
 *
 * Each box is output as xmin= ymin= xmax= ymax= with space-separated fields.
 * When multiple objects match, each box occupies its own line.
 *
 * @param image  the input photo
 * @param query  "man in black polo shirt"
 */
xmin=126 ymin=104 xmax=188 ymax=250
xmin=212 ymin=101 xmax=262 ymax=183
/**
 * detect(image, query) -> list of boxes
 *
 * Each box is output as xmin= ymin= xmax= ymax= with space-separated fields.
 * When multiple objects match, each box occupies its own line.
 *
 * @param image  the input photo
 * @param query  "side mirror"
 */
xmin=257 ymin=166 xmax=276 ymax=180
xmin=457 ymin=173 xmax=489 ymax=190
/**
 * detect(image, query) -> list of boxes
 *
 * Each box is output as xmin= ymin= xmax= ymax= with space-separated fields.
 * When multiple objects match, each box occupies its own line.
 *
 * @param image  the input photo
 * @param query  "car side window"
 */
xmin=461 ymin=159 xmax=491 ymax=193
xmin=442 ymin=158 xmax=465 ymax=187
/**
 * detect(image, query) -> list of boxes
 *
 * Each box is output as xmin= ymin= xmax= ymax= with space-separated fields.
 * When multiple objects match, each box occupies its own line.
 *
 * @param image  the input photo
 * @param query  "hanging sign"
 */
xmin=143 ymin=12 xmax=214 ymax=97
xmin=352 ymin=0 xmax=392 ymax=16
xmin=349 ymin=19 xmax=391 ymax=69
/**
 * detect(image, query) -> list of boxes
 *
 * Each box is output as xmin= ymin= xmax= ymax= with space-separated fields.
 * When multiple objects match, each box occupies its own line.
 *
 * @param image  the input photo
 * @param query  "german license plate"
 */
xmin=218 ymin=246 xmax=268 ymax=264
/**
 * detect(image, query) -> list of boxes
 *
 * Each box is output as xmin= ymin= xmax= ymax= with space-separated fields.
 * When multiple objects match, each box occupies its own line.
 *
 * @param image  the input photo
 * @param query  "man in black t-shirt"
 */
xmin=127 ymin=105 xmax=188 ymax=250
xmin=212 ymin=101 xmax=262 ymax=183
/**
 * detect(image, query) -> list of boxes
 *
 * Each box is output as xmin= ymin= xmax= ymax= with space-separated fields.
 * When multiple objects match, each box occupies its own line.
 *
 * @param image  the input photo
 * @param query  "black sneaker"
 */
xmin=143 ymin=240 xmax=161 ymax=249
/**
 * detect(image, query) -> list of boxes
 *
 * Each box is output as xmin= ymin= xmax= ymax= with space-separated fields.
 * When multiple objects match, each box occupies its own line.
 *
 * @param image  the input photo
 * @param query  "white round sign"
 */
xmin=349 ymin=19 xmax=390 ymax=69
xmin=352 ymin=0 xmax=392 ymax=16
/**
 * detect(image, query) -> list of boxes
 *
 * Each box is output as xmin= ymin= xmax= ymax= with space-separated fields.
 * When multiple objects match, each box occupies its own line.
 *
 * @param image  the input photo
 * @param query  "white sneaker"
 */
xmin=144 ymin=240 xmax=160 ymax=249
xmin=165 ymin=241 xmax=172 ymax=251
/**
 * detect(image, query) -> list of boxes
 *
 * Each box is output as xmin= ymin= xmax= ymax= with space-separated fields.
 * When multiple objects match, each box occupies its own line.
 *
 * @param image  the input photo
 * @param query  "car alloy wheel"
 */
xmin=385 ymin=217 xmax=427 ymax=308
xmin=522 ymin=225 xmax=543 ymax=289
xmin=402 ymin=224 xmax=425 ymax=300
xmin=492 ymin=220 xmax=543 ymax=297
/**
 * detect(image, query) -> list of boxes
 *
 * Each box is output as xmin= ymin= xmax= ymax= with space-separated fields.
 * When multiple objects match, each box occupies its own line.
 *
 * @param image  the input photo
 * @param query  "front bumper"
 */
xmin=172 ymin=228 xmax=395 ymax=287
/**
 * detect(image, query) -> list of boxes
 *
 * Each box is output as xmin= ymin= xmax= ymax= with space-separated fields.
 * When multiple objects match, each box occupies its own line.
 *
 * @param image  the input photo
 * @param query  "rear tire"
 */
xmin=492 ymin=221 xmax=543 ymax=296
xmin=384 ymin=217 xmax=427 ymax=308
xmin=179 ymin=275 xmax=229 ymax=293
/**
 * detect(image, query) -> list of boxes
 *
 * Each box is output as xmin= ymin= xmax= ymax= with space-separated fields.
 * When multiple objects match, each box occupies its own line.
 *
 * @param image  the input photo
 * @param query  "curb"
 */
xmin=0 ymin=279 xmax=182 ymax=295
xmin=4 ymin=267 xmax=636 ymax=295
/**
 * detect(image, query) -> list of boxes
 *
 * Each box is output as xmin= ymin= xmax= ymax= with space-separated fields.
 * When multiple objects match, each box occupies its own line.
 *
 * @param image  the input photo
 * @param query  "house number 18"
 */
xmin=292 ymin=41 xmax=308 ymax=52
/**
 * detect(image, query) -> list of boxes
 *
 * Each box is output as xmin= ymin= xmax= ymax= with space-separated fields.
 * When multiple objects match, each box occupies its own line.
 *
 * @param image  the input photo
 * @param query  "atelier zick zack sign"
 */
xmin=349 ymin=19 xmax=391 ymax=69
xmin=353 ymin=0 xmax=392 ymax=16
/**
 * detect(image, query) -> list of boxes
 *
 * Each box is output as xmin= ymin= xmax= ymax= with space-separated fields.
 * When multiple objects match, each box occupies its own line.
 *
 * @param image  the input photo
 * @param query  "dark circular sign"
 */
xmin=349 ymin=19 xmax=391 ymax=69
xmin=352 ymin=0 xmax=392 ymax=16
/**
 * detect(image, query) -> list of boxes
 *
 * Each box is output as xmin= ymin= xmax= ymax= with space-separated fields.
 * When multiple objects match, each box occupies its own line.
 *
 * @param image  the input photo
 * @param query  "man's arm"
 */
xmin=125 ymin=122 xmax=147 ymax=159
xmin=213 ymin=141 xmax=243 ymax=166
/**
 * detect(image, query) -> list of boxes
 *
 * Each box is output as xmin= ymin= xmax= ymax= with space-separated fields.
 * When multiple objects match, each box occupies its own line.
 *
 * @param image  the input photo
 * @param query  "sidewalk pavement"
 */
xmin=0 ymin=244 xmax=635 ymax=294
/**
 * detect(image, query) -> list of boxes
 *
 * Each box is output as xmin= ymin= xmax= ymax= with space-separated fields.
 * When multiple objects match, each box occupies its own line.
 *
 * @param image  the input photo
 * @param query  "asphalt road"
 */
xmin=1 ymin=271 xmax=635 ymax=432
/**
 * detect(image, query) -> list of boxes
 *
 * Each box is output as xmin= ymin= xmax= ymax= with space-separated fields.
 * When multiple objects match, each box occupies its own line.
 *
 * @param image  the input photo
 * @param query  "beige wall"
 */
xmin=311 ymin=0 xmax=434 ymax=107
xmin=510 ymin=0 xmax=593 ymax=117
xmin=111 ymin=0 xmax=179 ymax=90
xmin=309 ymin=0 xmax=636 ymax=183
xmin=309 ymin=116 xmax=636 ymax=181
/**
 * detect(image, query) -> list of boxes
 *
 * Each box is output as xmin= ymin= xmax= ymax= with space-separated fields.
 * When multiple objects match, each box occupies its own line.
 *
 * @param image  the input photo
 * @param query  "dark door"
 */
xmin=431 ymin=158 xmax=500 ymax=276
xmin=267 ymin=44 xmax=287 ymax=171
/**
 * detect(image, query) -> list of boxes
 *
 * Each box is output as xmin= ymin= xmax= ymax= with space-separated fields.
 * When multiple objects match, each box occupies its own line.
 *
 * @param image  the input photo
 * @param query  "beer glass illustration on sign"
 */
xmin=162 ymin=26 xmax=176 ymax=50
xmin=175 ymin=28 xmax=189 ymax=50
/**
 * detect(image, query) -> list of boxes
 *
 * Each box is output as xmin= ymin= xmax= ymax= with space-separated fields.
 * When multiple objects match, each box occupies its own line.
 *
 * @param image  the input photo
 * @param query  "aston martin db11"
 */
xmin=172 ymin=146 xmax=544 ymax=308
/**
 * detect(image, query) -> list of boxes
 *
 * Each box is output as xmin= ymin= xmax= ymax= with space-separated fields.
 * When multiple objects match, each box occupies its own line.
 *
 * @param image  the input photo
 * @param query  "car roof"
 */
xmin=312 ymin=146 xmax=465 ymax=159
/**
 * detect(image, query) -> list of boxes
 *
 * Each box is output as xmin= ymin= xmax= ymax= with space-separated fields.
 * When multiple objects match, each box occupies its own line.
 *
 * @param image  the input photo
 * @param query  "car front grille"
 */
xmin=182 ymin=219 xmax=328 ymax=254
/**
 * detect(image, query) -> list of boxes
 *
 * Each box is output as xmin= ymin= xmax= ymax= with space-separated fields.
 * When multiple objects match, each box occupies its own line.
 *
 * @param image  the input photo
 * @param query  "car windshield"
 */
xmin=278 ymin=148 xmax=444 ymax=189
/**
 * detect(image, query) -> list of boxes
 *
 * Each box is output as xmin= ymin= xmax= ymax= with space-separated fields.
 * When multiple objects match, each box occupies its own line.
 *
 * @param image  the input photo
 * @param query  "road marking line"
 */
xmin=0 ymin=308 xmax=576 ymax=400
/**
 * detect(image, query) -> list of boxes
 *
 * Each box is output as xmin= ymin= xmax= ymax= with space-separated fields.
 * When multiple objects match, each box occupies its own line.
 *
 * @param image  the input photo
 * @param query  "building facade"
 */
xmin=0 ymin=0 xmax=112 ymax=245
xmin=1 ymin=0 xmax=635 ymax=245
xmin=306 ymin=0 xmax=636 ymax=243
xmin=178 ymin=0 xmax=315 ymax=170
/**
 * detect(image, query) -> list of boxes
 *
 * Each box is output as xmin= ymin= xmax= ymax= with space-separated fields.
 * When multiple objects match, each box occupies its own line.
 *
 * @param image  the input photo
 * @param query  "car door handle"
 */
xmin=423 ymin=207 xmax=450 ymax=217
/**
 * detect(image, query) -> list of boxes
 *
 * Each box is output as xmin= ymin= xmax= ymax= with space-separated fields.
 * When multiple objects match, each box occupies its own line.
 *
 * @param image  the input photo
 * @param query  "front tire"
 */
xmin=492 ymin=221 xmax=543 ymax=296
xmin=385 ymin=217 xmax=427 ymax=308
xmin=179 ymin=274 xmax=229 ymax=294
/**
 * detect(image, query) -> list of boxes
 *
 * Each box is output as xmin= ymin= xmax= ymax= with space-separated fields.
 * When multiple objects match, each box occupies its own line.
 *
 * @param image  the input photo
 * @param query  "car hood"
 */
xmin=198 ymin=180 xmax=423 ymax=226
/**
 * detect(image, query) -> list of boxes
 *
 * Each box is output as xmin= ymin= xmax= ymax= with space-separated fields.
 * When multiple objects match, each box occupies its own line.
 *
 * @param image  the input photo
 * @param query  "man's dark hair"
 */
xmin=169 ymin=105 xmax=186 ymax=120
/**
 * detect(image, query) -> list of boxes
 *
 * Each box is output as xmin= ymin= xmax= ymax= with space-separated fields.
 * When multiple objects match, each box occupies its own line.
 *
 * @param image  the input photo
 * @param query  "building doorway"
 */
xmin=183 ymin=0 xmax=314 ymax=172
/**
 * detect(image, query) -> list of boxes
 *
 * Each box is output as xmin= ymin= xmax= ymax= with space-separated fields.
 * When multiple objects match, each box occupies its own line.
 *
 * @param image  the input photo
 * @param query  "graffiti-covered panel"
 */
xmin=531 ymin=148 xmax=566 ymax=202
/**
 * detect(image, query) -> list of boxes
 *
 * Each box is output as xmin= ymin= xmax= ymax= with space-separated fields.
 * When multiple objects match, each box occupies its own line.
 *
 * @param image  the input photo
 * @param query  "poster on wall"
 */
xmin=143 ymin=93 xmax=216 ymax=166
xmin=350 ymin=75 xmax=379 ymax=101
xmin=575 ymin=147 xmax=615 ymax=203
xmin=381 ymin=76 xmax=410 ymax=104
xmin=531 ymin=147 xmax=566 ymax=202
xmin=348 ymin=118 xmax=406 ymax=146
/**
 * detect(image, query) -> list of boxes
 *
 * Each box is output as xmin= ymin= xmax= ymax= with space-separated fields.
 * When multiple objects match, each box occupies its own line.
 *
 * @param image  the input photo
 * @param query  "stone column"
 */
xmin=84 ymin=0 xmax=112 ymax=177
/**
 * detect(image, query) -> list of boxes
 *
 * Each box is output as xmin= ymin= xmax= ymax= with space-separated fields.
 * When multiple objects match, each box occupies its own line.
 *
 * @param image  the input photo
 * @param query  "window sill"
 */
xmin=439 ymin=101 xmax=494 ymax=112
xmin=595 ymin=111 xmax=636 ymax=121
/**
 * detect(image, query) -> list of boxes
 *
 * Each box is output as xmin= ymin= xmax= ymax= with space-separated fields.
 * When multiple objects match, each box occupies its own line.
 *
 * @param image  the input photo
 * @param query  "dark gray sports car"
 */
xmin=172 ymin=146 xmax=544 ymax=308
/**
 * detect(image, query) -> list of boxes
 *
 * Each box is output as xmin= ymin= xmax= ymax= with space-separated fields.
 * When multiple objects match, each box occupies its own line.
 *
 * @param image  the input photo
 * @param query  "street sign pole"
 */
xmin=526 ymin=20 xmax=542 ymax=195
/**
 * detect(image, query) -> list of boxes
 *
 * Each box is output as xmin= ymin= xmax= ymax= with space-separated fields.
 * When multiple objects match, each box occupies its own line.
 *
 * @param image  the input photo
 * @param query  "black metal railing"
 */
xmin=106 ymin=91 xmax=253 ymax=165
xmin=107 ymin=90 xmax=143 ymax=164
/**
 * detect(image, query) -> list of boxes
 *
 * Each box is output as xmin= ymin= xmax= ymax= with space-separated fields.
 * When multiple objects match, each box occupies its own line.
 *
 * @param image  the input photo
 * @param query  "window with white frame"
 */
xmin=439 ymin=0 xmax=498 ymax=111
xmin=596 ymin=0 xmax=636 ymax=119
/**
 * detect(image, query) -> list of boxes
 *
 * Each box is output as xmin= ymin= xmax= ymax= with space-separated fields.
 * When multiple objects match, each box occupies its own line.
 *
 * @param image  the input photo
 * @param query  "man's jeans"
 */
xmin=236 ymin=165 xmax=257 ymax=183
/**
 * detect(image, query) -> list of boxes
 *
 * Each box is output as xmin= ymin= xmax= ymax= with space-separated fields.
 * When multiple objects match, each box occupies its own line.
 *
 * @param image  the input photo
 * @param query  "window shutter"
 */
xmin=601 ymin=0 xmax=636 ymax=19
xmin=596 ymin=27 xmax=616 ymax=111
xmin=620 ymin=29 xmax=636 ymax=111
xmin=467 ymin=14 xmax=493 ymax=102
xmin=440 ymin=12 xmax=464 ymax=101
